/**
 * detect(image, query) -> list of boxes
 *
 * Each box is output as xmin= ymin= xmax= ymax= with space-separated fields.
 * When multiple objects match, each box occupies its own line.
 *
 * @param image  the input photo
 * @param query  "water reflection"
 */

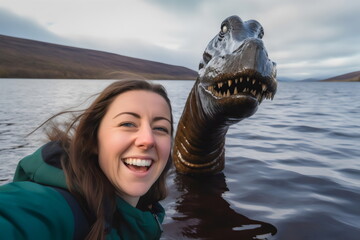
xmin=164 ymin=173 xmax=277 ymax=239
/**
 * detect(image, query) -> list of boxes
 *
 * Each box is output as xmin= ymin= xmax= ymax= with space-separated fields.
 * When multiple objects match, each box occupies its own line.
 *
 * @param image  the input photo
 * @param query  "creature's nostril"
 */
xmin=199 ymin=62 xmax=204 ymax=70
xmin=203 ymin=52 xmax=212 ymax=64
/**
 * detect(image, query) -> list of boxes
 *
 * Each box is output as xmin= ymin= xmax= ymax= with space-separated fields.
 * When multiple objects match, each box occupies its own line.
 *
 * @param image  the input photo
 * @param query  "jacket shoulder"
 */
xmin=0 ymin=181 xmax=74 ymax=239
xmin=13 ymin=141 xmax=67 ymax=189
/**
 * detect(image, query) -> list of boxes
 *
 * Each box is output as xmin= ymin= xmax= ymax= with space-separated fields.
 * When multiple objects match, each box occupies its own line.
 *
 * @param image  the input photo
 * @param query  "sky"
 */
xmin=1 ymin=0 xmax=359 ymax=80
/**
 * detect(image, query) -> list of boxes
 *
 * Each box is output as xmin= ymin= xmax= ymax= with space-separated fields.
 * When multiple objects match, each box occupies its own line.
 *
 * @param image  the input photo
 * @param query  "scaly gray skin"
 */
xmin=173 ymin=15 xmax=277 ymax=174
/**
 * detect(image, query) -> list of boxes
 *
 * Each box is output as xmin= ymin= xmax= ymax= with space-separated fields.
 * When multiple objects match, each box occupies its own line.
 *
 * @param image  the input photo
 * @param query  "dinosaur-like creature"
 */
xmin=173 ymin=15 xmax=277 ymax=174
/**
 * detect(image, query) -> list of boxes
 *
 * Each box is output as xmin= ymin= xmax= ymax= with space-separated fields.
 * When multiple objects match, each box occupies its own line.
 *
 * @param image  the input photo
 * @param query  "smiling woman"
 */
xmin=97 ymin=90 xmax=172 ymax=207
xmin=0 ymin=80 xmax=174 ymax=240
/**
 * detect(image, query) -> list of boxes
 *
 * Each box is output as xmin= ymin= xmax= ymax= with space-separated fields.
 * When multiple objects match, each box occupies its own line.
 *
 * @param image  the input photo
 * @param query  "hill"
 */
xmin=321 ymin=71 xmax=360 ymax=82
xmin=0 ymin=35 xmax=197 ymax=80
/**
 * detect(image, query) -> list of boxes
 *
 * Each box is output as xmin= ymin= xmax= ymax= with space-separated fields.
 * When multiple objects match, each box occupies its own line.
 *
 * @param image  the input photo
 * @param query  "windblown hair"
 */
xmin=45 ymin=80 xmax=173 ymax=240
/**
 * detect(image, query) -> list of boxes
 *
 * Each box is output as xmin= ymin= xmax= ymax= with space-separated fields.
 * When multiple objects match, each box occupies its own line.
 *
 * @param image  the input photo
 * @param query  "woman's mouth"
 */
xmin=123 ymin=158 xmax=153 ymax=172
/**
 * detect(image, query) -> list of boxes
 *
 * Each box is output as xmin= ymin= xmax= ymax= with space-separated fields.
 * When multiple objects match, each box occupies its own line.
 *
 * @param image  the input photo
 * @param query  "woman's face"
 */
xmin=97 ymin=90 xmax=172 ymax=206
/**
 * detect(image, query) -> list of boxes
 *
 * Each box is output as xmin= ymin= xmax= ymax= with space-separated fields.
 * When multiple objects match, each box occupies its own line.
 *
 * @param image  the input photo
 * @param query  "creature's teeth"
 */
xmin=227 ymin=89 xmax=230 ymax=97
xmin=256 ymin=93 xmax=261 ymax=101
xmin=243 ymin=88 xmax=247 ymax=93
xmin=240 ymin=78 xmax=243 ymax=83
xmin=217 ymin=83 xmax=221 ymax=88
xmin=235 ymin=79 xmax=238 ymax=84
xmin=252 ymin=79 xmax=256 ymax=85
xmin=247 ymin=77 xmax=250 ymax=82
xmin=234 ymin=87 xmax=238 ymax=94
xmin=262 ymin=84 xmax=267 ymax=92
xmin=228 ymin=80 xmax=232 ymax=86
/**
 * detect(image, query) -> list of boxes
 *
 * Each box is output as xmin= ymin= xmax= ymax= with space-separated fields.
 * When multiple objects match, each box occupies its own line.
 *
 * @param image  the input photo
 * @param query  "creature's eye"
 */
xmin=221 ymin=24 xmax=228 ymax=34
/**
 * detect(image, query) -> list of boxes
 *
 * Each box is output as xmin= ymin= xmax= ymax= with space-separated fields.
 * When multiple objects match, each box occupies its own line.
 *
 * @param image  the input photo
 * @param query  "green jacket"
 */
xmin=0 ymin=142 xmax=165 ymax=240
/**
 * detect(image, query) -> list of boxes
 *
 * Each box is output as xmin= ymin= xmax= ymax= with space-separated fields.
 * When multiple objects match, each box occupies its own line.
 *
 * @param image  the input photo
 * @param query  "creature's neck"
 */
xmin=173 ymin=84 xmax=231 ymax=174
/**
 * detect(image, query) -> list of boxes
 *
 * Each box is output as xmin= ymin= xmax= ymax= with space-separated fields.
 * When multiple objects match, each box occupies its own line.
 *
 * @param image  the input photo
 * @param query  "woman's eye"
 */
xmin=119 ymin=122 xmax=136 ymax=128
xmin=154 ymin=126 xmax=169 ymax=134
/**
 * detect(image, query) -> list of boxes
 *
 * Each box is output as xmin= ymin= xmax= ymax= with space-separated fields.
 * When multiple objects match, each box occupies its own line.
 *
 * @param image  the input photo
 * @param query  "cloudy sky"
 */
xmin=1 ymin=0 xmax=359 ymax=80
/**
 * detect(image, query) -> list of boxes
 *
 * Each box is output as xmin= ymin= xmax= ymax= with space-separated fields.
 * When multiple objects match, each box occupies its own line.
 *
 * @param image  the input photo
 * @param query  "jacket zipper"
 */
xmin=153 ymin=213 xmax=163 ymax=233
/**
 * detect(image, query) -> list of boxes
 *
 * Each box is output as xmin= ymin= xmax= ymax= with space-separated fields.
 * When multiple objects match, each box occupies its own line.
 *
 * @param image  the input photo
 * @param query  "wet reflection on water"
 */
xmin=163 ymin=173 xmax=277 ymax=239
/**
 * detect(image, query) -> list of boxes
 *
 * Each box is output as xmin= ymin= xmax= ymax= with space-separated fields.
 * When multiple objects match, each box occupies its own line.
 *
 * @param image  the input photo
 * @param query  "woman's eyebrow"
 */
xmin=113 ymin=112 xmax=171 ymax=123
xmin=113 ymin=112 xmax=140 ymax=119
xmin=154 ymin=116 xmax=172 ymax=124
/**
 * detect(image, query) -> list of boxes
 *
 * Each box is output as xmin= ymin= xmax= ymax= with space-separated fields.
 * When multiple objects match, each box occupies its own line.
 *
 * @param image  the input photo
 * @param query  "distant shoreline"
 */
xmin=0 ymin=34 xmax=197 ymax=80
xmin=320 ymin=79 xmax=360 ymax=82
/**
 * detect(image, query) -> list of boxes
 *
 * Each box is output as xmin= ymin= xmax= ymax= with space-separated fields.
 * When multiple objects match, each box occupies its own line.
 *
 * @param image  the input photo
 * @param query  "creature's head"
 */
xmin=197 ymin=15 xmax=277 ymax=123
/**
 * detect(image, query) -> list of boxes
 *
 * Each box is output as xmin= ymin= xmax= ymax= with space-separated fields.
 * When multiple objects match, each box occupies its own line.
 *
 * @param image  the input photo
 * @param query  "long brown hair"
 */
xmin=45 ymin=80 xmax=173 ymax=240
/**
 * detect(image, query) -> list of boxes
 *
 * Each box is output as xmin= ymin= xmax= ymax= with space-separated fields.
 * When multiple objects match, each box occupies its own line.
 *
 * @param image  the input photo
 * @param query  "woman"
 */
xmin=0 ymin=80 xmax=173 ymax=240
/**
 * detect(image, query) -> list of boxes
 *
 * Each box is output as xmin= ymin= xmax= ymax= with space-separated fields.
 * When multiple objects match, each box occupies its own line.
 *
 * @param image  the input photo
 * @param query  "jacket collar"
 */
xmin=113 ymin=197 xmax=165 ymax=239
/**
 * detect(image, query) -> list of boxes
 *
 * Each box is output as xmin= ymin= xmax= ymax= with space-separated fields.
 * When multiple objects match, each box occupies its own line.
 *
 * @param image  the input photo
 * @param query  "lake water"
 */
xmin=1 ymin=79 xmax=359 ymax=240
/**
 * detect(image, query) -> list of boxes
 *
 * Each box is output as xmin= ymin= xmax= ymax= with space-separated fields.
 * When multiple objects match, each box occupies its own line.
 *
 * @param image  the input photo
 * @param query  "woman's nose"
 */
xmin=135 ymin=125 xmax=155 ymax=150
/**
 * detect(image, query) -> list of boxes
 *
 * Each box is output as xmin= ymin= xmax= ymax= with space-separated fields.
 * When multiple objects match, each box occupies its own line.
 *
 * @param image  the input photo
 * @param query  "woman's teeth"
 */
xmin=123 ymin=158 xmax=152 ymax=167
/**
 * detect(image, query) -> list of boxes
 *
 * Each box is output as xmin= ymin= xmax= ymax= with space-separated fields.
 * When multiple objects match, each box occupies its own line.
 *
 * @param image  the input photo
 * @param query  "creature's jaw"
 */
xmin=197 ymin=69 xmax=277 ymax=123
xmin=201 ymin=71 xmax=277 ymax=104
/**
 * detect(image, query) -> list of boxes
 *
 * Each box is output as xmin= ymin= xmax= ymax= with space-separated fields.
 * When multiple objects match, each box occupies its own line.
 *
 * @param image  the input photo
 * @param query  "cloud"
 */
xmin=0 ymin=8 xmax=67 ymax=45
xmin=145 ymin=0 xmax=207 ymax=12
xmin=257 ymin=0 xmax=360 ymax=79
xmin=1 ymin=0 xmax=359 ymax=80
